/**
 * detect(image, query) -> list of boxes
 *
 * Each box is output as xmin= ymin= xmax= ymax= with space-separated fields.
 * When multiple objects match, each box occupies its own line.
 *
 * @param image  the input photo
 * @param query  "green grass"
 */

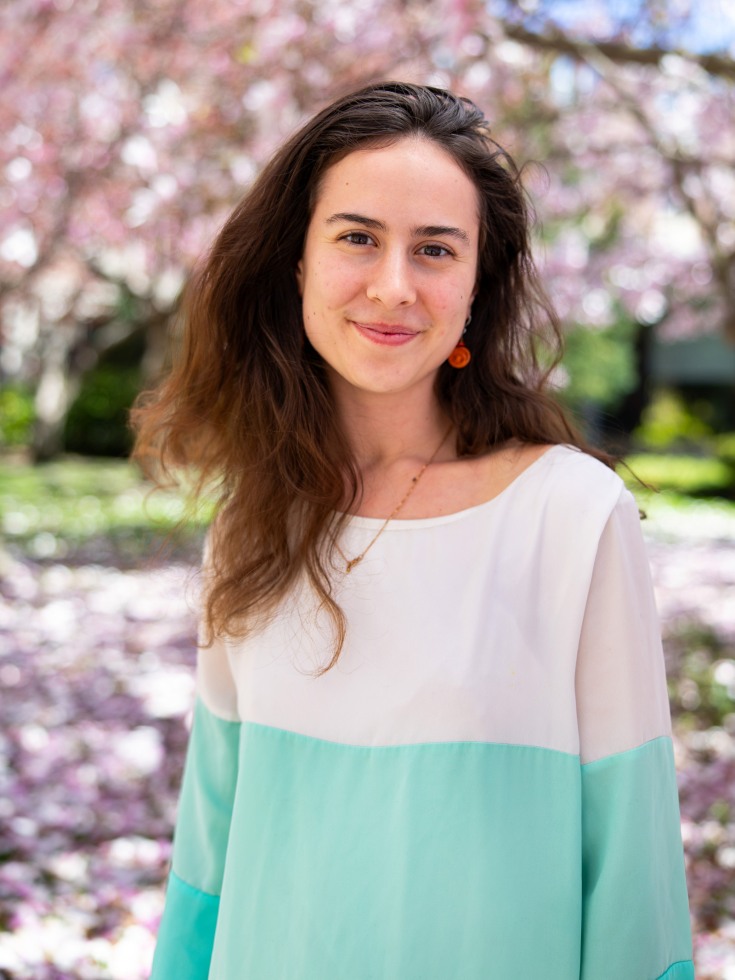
xmin=622 ymin=453 xmax=734 ymax=497
xmin=619 ymin=455 xmax=735 ymax=540
xmin=0 ymin=456 xmax=211 ymax=564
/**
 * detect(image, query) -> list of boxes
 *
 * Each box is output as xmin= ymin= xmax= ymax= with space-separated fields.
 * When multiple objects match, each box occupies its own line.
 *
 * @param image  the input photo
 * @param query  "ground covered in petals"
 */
xmin=0 ymin=473 xmax=734 ymax=978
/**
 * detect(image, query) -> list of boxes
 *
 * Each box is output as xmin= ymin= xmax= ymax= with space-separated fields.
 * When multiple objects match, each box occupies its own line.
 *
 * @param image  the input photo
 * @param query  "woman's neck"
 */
xmin=333 ymin=387 xmax=454 ymax=471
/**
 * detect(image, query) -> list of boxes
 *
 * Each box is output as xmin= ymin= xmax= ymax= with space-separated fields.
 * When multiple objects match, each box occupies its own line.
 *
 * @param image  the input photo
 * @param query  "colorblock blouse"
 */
xmin=150 ymin=444 xmax=694 ymax=979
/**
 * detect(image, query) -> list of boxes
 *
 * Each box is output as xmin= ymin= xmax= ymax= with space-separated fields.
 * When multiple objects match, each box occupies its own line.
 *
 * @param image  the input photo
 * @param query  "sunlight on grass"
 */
xmin=0 ymin=457 xmax=212 ymax=561
xmin=619 ymin=458 xmax=735 ymax=543
xmin=623 ymin=453 xmax=734 ymax=496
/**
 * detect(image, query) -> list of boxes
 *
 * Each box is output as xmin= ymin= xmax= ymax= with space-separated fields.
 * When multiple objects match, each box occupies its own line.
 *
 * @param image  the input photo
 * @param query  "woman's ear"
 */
xmin=295 ymin=260 xmax=304 ymax=297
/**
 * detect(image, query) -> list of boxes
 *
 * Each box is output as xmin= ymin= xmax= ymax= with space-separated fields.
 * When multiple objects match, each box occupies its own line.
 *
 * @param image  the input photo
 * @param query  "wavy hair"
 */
xmin=131 ymin=81 xmax=610 ymax=671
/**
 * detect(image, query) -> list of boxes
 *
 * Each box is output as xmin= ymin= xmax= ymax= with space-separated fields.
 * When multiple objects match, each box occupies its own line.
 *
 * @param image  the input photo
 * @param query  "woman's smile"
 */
xmin=350 ymin=319 xmax=422 ymax=346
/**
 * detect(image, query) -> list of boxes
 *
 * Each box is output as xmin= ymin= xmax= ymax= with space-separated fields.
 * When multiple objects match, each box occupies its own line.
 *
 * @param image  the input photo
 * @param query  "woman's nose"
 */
xmin=365 ymin=251 xmax=417 ymax=308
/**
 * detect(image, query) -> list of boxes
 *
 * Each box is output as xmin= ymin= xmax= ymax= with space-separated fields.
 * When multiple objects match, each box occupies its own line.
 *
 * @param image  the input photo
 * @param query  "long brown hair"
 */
xmin=132 ymin=81 xmax=610 ymax=671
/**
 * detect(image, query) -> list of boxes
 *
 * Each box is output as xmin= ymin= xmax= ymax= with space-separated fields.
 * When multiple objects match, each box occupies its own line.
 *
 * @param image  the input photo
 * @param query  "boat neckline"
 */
xmin=339 ymin=443 xmax=572 ymax=531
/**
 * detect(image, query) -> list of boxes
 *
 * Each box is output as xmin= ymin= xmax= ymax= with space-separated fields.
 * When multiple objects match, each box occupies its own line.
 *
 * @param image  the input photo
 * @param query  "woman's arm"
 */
xmin=150 ymin=630 xmax=240 ymax=979
xmin=575 ymin=488 xmax=694 ymax=980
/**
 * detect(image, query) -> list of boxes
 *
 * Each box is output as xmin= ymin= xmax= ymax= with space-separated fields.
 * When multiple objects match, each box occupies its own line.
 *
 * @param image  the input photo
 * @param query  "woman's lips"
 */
xmin=351 ymin=321 xmax=420 ymax=347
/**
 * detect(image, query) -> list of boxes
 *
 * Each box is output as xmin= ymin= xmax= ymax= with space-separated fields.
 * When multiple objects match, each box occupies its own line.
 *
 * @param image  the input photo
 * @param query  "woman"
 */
xmin=134 ymin=82 xmax=693 ymax=979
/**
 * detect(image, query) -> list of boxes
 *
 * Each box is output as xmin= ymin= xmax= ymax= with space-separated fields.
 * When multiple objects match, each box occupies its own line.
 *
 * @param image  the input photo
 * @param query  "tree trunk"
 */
xmin=31 ymin=327 xmax=83 ymax=462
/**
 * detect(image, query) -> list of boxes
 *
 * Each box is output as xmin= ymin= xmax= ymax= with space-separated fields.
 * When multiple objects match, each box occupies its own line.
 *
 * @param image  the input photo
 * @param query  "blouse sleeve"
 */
xmin=150 ymin=626 xmax=241 ymax=979
xmin=575 ymin=487 xmax=694 ymax=980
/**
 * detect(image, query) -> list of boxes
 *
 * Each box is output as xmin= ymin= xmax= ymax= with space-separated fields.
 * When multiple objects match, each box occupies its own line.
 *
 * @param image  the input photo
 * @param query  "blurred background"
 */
xmin=0 ymin=0 xmax=734 ymax=976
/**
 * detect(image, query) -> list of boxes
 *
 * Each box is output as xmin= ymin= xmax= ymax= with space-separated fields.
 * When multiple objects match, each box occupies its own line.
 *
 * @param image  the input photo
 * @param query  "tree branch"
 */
xmin=503 ymin=23 xmax=735 ymax=80
xmin=562 ymin=39 xmax=735 ymax=342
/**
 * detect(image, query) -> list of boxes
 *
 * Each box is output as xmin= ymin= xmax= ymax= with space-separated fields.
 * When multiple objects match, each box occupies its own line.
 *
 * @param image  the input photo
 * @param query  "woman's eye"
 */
xmin=342 ymin=232 xmax=373 ymax=246
xmin=420 ymin=244 xmax=451 ymax=258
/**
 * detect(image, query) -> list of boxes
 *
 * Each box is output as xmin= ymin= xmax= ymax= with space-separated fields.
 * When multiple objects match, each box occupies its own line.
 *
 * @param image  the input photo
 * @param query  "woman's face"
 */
xmin=296 ymin=137 xmax=480 ymax=404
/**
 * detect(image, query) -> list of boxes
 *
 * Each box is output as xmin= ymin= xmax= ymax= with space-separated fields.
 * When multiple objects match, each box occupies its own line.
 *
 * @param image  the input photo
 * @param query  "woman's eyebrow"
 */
xmin=326 ymin=212 xmax=470 ymax=245
xmin=326 ymin=212 xmax=385 ymax=230
xmin=416 ymin=224 xmax=471 ymax=246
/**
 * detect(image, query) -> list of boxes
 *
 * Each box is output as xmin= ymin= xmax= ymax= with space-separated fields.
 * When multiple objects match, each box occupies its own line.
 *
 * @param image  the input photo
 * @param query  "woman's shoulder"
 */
xmin=445 ymin=441 xmax=624 ymax=520
xmin=444 ymin=444 xmax=634 ymax=578
xmin=540 ymin=443 xmax=623 ymax=488
xmin=532 ymin=443 xmax=631 ymax=528
xmin=482 ymin=441 xmax=623 ymax=499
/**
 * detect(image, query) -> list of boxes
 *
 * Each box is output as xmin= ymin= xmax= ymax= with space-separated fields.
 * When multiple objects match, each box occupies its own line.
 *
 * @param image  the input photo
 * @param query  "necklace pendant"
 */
xmin=345 ymin=556 xmax=362 ymax=574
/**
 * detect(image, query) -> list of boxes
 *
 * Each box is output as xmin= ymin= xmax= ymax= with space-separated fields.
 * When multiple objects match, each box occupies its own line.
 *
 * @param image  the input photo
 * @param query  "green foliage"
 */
xmin=624 ymin=453 xmax=734 ymax=497
xmin=0 ymin=384 xmax=34 ymax=447
xmin=0 ymin=458 xmax=211 ymax=564
xmin=64 ymin=366 xmax=141 ymax=457
xmin=715 ymin=432 xmax=735 ymax=465
xmin=666 ymin=623 xmax=735 ymax=731
xmin=629 ymin=392 xmax=735 ymax=498
xmin=560 ymin=317 xmax=638 ymax=409
xmin=634 ymin=388 xmax=714 ymax=452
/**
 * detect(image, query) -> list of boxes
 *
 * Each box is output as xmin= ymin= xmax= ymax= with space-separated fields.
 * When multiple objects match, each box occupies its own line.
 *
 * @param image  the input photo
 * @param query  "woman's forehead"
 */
xmin=311 ymin=138 xmax=481 ymax=232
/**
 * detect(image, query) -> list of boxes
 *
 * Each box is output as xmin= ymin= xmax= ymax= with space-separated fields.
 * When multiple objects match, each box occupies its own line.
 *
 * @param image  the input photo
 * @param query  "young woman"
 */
xmin=134 ymin=82 xmax=693 ymax=979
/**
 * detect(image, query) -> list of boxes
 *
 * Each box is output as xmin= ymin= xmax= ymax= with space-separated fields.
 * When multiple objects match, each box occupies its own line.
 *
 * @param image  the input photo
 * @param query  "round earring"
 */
xmin=448 ymin=338 xmax=471 ymax=369
xmin=449 ymin=313 xmax=472 ymax=368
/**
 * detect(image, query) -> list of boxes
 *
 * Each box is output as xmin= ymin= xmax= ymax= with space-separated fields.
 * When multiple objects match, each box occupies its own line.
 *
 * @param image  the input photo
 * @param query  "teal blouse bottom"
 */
xmin=151 ymin=703 xmax=693 ymax=979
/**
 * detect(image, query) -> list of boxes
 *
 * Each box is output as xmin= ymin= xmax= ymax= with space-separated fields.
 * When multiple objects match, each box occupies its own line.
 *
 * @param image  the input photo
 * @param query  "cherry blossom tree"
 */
xmin=1 ymin=0 xmax=733 ymax=456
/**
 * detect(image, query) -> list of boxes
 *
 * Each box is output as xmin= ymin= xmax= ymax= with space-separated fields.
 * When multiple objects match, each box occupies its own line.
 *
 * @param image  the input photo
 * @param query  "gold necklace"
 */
xmin=338 ymin=425 xmax=453 ymax=574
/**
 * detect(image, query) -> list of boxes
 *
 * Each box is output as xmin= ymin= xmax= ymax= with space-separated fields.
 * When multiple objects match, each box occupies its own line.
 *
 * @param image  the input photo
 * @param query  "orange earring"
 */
xmin=448 ymin=339 xmax=471 ymax=368
xmin=449 ymin=313 xmax=472 ymax=368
